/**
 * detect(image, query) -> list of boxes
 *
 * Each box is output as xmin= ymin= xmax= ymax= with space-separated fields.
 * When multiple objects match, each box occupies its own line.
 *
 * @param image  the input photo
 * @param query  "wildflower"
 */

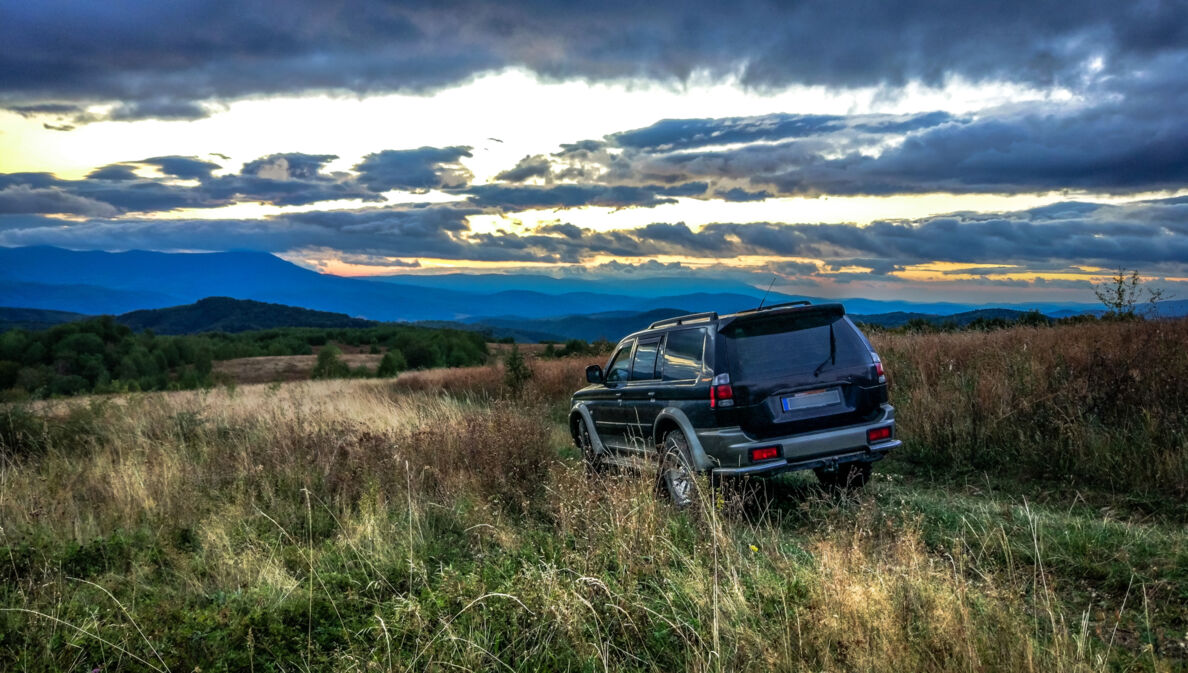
xmin=749 ymin=544 xmax=758 ymax=552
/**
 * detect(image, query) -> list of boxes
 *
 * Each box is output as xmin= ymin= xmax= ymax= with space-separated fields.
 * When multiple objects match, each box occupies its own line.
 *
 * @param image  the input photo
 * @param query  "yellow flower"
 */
xmin=749 ymin=544 xmax=758 ymax=552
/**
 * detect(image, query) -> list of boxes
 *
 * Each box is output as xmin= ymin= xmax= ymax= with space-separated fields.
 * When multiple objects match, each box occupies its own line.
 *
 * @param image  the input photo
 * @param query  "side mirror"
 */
xmin=585 ymin=364 xmax=604 ymax=384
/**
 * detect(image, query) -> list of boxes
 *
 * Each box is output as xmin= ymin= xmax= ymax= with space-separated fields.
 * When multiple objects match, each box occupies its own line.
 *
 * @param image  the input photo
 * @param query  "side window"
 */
xmin=660 ymin=328 xmax=705 ymax=381
xmin=631 ymin=339 xmax=660 ymax=380
xmin=605 ymin=342 xmax=633 ymax=383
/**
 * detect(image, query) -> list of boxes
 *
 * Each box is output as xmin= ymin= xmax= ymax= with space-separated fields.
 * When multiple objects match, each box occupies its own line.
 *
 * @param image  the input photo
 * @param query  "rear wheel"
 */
xmin=575 ymin=418 xmax=605 ymax=475
xmin=815 ymin=462 xmax=872 ymax=491
xmin=658 ymin=429 xmax=698 ymax=508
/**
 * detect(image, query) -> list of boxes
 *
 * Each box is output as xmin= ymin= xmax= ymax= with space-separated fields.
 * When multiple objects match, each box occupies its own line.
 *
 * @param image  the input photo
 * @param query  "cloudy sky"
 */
xmin=2 ymin=0 xmax=1187 ymax=302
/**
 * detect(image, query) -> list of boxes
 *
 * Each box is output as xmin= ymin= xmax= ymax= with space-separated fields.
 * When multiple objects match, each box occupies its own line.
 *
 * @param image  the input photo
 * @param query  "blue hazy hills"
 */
xmin=0 ymin=245 xmax=1139 ymax=325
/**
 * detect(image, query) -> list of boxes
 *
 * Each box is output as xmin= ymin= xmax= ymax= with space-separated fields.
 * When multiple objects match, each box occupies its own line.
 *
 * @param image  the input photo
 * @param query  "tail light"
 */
xmin=867 ymin=426 xmax=892 ymax=443
xmin=710 ymin=373 xmax=734 ymax=408
xmin=749 ymin=446 xmax=781 ymax=462
xmin=871 ymin=352 xmax=885 ymax=382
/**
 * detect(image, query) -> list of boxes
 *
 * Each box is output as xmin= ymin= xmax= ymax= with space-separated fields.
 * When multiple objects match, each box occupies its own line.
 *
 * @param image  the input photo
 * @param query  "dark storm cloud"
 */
xmin=86 ymin=164 xmax=140 ymax=181
xmin=140 ymin=156 xmax=222 ymax=180
xmin=353 ymin=147 xmax=473 ymax=191
xmin=106 ymin=98 xmax=213 ymax=121
xmin=608 ymin=114 xmax=847 ymax=151
xmin=0 ymin=205 xmax=508 ymax=260
xmin=464 ymin=182 xmax=708 ymax=210
xmin=6 ymin=196 xmax=1185 ymax=273
xmin=556 ymin=71 xmax=1188 ymax=196
xmin=715 ymin=187 xmax=773 ymax=202
xmin=494 ymin=155 xmax=553 ymax=182
xmin=0 ymin=146 xmax=497 ymax=215
xmin=0 ymin=186 xmax=119 ymax=217
xmin=4 ymin=1 xmax=1187 ymax=122
xmin=5 ymin=103 xmax=86 ymax=117
xmin=764 ymin=104 xmax=1188 ymax=195
xmin=240 ymin=153 xmax=338 ymax=179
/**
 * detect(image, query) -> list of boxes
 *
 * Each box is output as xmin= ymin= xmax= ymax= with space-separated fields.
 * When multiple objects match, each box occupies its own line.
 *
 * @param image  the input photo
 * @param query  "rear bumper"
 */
xmin=700 ymin=403 xmax=900 ymax=477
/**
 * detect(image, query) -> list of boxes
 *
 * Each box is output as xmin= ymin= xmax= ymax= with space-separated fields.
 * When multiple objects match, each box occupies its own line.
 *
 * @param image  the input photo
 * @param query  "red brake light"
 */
xmin=867 ymin=426 xmax=892 ymax=443
xmin=710 ymin=373 xmax=734 ymax=408
xmin=750 ymin=446 xmax=780 ymax=462
xmin=875 ymin=361 xmax=885 ymax=377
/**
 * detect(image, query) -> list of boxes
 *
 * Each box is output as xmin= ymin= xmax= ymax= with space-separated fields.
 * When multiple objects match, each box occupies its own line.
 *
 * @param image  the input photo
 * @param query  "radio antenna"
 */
xmin=757 ymin=275 xmax=777 ymax=310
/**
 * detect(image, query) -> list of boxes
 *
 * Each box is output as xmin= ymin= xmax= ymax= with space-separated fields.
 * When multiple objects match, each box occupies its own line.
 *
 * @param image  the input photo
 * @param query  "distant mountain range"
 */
xmin=2 ymin=246 xmax=1183 ymax=333
xmin=4 ymin=296 xmax=1185 ymax=342
xmin=0 ymin=306 xmax=90 ymax=331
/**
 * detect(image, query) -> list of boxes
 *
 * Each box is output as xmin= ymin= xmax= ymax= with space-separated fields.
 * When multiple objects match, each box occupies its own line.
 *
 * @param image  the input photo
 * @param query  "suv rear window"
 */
xmin=722 ymin=314 xmax=868 ymax=381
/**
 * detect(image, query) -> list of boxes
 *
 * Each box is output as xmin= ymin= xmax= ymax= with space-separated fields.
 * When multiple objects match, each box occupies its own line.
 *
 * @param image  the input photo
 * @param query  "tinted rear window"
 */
xmin=722 ymin=314 xmax=869 ymax=380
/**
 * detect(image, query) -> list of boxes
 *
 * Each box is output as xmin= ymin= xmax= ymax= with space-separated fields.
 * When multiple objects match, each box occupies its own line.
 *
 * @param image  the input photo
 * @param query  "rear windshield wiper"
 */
xmin=812 ymin=322 xmax=836 ymax=377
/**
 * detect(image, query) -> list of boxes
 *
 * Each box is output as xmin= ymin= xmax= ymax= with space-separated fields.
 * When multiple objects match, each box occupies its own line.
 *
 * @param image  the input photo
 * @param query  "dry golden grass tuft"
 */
xmin=213 ymin=353 xmax=384 ymax=383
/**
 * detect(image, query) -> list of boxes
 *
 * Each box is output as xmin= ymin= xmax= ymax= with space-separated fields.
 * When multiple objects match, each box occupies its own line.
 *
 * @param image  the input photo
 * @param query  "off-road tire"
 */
xmin=658 ymin=429 xmax=698 ymax=508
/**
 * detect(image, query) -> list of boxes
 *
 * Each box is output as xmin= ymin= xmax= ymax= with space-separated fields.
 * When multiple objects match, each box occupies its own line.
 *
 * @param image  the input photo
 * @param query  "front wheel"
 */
xmin=658 ymin=429 xmax=698 ymax=508
xmin=815 ymin=462 xmax=872 ymax=491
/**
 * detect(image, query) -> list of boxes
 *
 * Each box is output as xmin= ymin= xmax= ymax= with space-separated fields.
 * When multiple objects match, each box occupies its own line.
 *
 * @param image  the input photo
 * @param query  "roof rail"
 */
xmin=648 ymin=311 xmax=719 ymax=329
xmin=734 ymin=300 xmax=812 ymax=315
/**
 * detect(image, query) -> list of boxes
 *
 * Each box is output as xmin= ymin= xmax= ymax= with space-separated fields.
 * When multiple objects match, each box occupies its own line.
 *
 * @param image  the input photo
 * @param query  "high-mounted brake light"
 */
xmin=750 ymin=446 xmax=781 ymax=462
xmin=710 ymin=373 xmax=734 ymax=408
xmin=867 ymin=426 xmax=892 ymax=443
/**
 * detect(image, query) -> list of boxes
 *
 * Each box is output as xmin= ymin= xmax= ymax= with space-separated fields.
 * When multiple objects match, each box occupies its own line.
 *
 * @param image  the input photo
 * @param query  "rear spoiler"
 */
xmin=720 ymin=302 xmax=845 ymax=330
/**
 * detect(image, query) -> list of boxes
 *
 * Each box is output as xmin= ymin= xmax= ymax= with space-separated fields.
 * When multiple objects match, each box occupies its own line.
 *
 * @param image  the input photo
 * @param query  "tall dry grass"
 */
xmin=871 ymin=319 xmax=1188 ymax=499
xmin=2 ymin=323 xmax=1185 ymax=670
xmin=387 ymin=357 xmax=588 ymax=404
xmin=0 ymin=377 xmax=1160 ymax=671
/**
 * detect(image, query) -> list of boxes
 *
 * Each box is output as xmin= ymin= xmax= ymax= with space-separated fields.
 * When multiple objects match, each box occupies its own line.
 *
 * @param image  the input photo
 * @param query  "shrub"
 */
xmin=376 ymin=349 xmax=407 ymax=377
xmin=310 ymin=345 xmax=350 ymax=380
xmin=503 ymin=344 xmax=534 ymax=396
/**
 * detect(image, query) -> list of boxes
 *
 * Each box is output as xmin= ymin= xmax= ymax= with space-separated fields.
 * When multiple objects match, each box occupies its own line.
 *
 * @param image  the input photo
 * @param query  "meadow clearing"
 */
xmin=1 ymin=319 xmax=1186 ymax=671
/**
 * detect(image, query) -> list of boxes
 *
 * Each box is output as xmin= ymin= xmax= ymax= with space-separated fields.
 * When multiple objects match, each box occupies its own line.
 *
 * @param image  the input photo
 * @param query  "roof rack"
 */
xmin=734 ymin=300 xmax=812 ymax=315
xmin=648 ymin=311 xmax=719 ymax=329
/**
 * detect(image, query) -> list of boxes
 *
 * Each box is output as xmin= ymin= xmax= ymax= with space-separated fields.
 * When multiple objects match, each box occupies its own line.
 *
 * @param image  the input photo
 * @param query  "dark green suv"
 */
xmin=569 ymin=302 xmax=899 ymax=505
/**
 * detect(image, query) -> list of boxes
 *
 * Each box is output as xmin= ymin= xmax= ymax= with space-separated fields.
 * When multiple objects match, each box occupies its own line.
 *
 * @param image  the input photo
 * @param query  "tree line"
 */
xmin=0 ymin=317 xmax=488 ymax=399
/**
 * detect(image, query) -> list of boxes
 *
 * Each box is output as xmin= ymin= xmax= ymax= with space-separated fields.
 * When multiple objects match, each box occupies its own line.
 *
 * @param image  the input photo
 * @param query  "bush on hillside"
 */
xmin=310 ymin=345 xmax=350 ymax=380
xmin=376 ymin=349 xmax=407 ymax=377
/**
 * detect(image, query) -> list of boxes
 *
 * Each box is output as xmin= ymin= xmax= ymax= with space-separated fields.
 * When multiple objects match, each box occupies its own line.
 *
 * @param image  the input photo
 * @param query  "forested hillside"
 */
xmin=0 ymin=317 xmax=488 ymax=398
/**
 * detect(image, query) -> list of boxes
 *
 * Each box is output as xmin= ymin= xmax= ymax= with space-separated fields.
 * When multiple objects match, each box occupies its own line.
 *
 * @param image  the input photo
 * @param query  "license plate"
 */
xmin=782 ymin=388 xmax=841 ymax=411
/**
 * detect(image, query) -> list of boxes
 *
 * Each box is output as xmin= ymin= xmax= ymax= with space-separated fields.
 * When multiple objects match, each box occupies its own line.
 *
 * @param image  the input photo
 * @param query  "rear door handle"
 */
xmin=648 ymin=391 xmax=656 ymax=399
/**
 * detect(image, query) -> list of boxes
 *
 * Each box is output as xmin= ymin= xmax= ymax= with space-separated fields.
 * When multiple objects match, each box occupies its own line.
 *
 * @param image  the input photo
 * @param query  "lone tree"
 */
xmin=311 ymin=344 xmax=350 ymax=380
xmin=503 ymin=343 xmax=533 ymax=395
xmin=1094 ymin=268 xmax=1167 ymax=319
xmin=376 ymin=349 xmax=407 ymax=377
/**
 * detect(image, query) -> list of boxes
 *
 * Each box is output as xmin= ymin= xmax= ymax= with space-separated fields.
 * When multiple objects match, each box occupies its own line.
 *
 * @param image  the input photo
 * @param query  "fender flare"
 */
xmin=568 ymin=403 xmax=609 ymax=457
xmin=653 ymin=407 xmax=716 ymax=472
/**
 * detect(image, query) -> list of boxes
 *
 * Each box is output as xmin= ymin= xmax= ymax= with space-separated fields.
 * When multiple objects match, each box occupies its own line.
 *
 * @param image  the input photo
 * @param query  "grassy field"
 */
xmin=211 ymin=343 xmax=551 ymax=385
xmin=1 ymin=320 xmax=1186 ymax=671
